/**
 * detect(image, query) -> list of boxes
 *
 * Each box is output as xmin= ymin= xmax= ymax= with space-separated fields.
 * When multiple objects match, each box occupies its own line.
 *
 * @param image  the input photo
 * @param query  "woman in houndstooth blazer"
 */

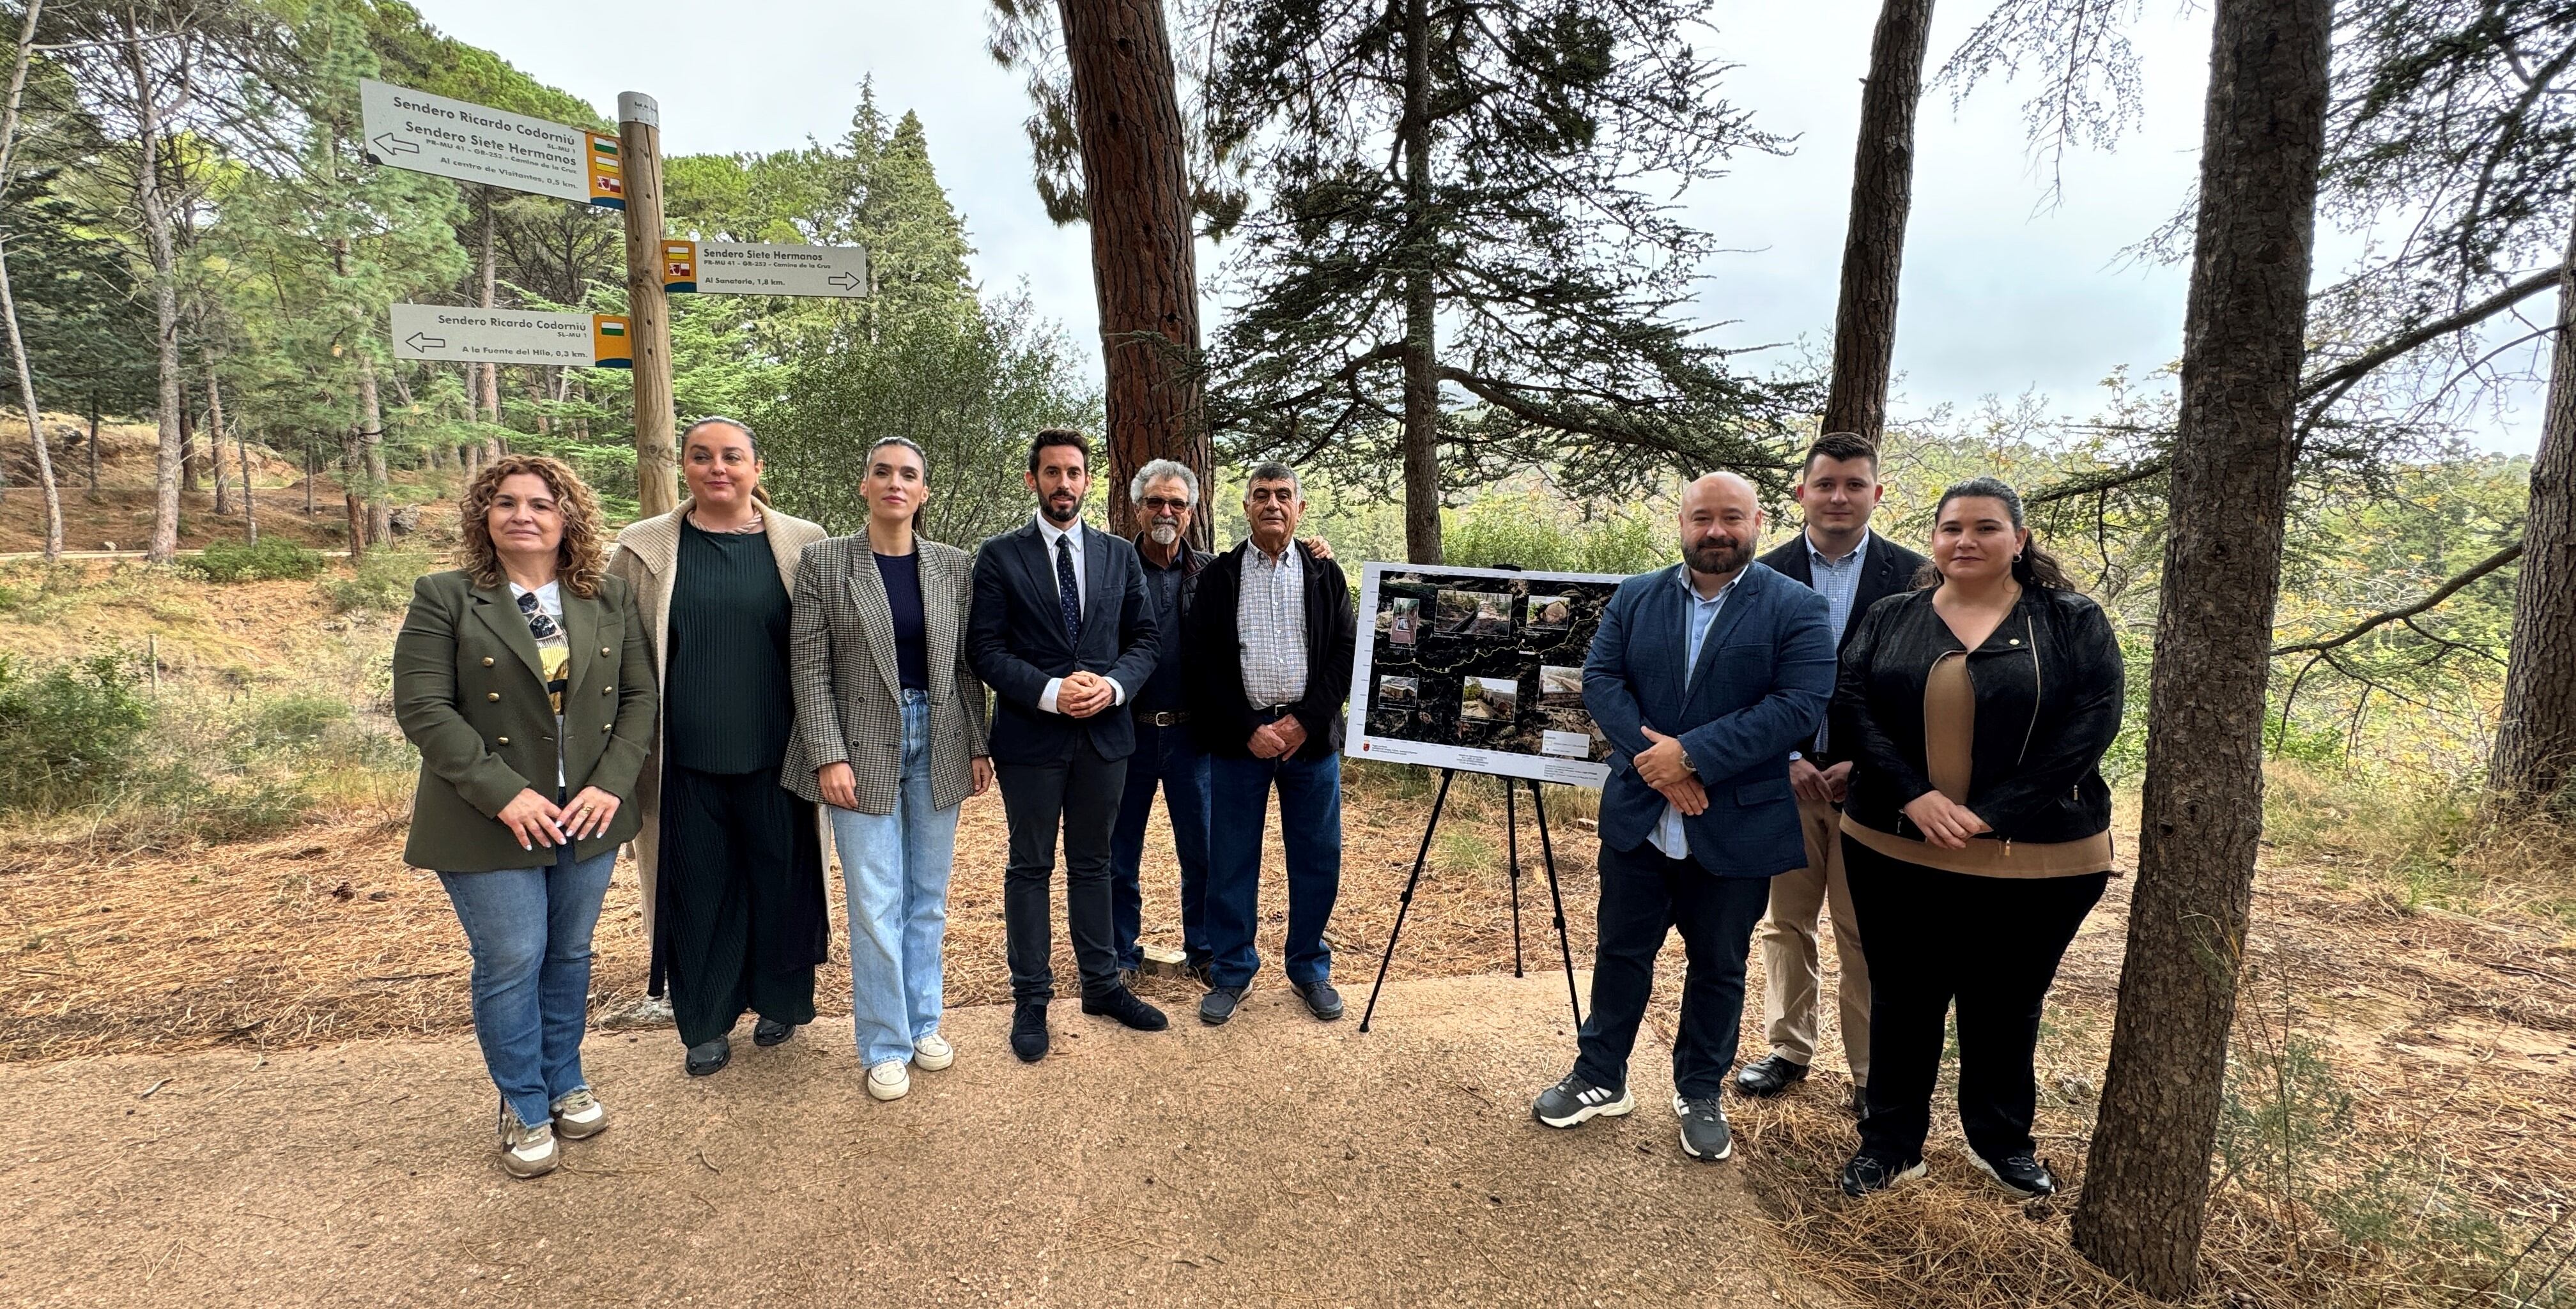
xmin=781 ymin=436 xmax=992 ymax=1102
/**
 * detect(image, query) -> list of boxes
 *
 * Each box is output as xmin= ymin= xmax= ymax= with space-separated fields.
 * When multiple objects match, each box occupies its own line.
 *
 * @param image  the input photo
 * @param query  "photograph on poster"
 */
xmin=1525 ymin=595 xmax=1574 ymax=632
xmin=1385 ymin=596 xmax=1422 ymax=647
xmin=1378 ymin=674 xmax=1419 ymax=706
xmin=1437 ymin=589 xmax=1515 ymax=638
xmin=1460 ymin=675 xmax=1519 ymax=721
xmin=1538 ymin=665 xmax=1582 ymax=705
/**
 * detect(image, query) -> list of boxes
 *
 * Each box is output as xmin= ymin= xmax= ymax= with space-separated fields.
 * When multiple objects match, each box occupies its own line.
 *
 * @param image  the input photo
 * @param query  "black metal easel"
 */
xmin=1358 ymin=767 xmax=1584 ymax=1033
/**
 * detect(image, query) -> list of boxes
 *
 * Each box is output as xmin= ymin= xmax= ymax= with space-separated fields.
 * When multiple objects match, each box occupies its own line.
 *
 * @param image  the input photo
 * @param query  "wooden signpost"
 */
xmin=364 ymin=79 xmax=868 ymax=517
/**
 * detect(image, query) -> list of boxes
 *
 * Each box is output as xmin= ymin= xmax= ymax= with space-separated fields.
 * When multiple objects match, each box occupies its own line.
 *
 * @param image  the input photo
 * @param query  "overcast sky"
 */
xmin=413 ymin=0 xmax=2548 ymax=455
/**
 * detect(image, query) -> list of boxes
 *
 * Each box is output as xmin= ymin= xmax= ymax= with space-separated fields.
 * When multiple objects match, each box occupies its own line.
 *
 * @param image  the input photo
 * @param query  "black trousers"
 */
xmin=652 ymin=765 xmax=826 ymax=1047
xmin=1573 ymin=839 xmax=1773 ymax=1100
xmin=996 ymin=736 xmax=1129 ymax=1004
xmin=1842 ymin=834 xmax=2109 ymax=1163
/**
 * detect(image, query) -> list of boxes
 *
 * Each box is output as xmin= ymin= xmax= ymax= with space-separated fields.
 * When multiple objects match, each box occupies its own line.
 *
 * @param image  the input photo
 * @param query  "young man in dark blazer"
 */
xmin=1531 ymin=471 xmax=1834 ymax=1164
xmin=1738 ymin=433 xmax=1928 ymax=1114
xmin=967 ymin=429 xmax=1170 ymax=1062
xmin=1185 ymin=462 xmax=1357 ymax=1027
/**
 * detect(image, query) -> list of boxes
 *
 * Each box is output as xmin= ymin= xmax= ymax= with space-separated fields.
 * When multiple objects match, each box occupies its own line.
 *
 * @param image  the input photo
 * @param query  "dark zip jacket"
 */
xmin=1830 ymin=585 xmax=2124 ymax=845
xmin=1184 ymin=539 xmax=1356 ymax=762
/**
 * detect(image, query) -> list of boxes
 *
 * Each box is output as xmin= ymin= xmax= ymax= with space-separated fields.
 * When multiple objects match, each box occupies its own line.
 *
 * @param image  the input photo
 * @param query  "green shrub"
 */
xmin=185 ymin=537 xmax=327 ymax=583
xmin=322 ymin=547 xmax=435 ymax=613
xmin=0 ymin=652 xmax=153 ymax=811
xmin=117 ymin=761 xmax=312 ymax=844
xmin=1444 ymin=493 xmax=1667 ymax=576
xmin=244 ymin=693 xmax=353 ymax=749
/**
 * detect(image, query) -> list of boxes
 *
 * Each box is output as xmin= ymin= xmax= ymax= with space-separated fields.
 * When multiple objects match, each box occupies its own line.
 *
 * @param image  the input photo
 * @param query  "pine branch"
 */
xmin=2269 ymin=541 xmax=2524 ymax=657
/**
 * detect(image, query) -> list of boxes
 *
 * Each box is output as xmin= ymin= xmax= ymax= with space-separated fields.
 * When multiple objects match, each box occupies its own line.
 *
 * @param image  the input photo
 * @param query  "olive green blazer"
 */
xmin=392 ymin=569 xmax=659 ymax=872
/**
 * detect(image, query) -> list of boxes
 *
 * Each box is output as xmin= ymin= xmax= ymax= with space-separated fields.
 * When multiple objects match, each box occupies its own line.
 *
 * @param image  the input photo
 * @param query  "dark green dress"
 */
xmin=650 ymin=521 xmax=828 ymax=1046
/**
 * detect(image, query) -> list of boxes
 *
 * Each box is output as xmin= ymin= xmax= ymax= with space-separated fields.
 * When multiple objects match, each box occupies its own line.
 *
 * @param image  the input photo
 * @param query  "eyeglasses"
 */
xmin=1141 ymin=496 xmax=1192 ymax=512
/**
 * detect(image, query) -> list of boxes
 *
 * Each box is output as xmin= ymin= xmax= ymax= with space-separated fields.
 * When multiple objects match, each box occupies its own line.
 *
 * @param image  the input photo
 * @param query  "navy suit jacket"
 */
xmin=967 ymin=519 xmax=1162 ymax=766
xmin=1583 ymin=560 xmax=1835 ymax=878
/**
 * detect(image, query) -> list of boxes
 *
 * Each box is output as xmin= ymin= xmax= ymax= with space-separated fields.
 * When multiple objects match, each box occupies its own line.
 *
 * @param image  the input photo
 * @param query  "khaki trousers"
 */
xmin=1753 ymin=794 xmax=1872 ymax=1083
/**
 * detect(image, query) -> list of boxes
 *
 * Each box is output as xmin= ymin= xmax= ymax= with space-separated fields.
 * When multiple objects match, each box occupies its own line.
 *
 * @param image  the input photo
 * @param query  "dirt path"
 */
xmin=0 ymin=972 xmax=1845 ymax=1308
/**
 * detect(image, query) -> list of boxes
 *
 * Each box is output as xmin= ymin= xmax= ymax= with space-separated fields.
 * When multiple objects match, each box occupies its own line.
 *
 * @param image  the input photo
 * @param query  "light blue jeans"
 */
xmin=438 ymin=844 xmax=617 ymax=1129
xmin=828 ymin=690 xmax=962 ymax=1068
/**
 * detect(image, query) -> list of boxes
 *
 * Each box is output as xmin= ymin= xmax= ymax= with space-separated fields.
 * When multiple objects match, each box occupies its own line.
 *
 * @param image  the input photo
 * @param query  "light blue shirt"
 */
xmin=1801 ymin=529 xmax=1871 ymax=756
xmin=1651 ymin=567 xmax=1741 ymax=859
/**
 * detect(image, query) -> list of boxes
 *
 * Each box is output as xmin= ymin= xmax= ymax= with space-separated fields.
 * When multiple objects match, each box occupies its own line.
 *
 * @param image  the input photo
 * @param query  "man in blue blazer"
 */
xmin=1531 ymin=471 xmax=1835 ymax=1164
xmin=968 ymin=429 xmax=1171 ymax=1061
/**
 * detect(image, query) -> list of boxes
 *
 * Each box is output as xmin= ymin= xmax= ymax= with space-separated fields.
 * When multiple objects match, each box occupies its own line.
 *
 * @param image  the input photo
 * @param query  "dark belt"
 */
xmin=1136 ymin=709 xmax=1191 ymax=727
xmin=1251 ymin=705 xmax=1295 ymax=723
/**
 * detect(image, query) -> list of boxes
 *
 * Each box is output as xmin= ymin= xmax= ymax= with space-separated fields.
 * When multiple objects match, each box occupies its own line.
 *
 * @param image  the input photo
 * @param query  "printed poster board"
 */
xmin=1344 ymin=562 xmax=1626 ymax=788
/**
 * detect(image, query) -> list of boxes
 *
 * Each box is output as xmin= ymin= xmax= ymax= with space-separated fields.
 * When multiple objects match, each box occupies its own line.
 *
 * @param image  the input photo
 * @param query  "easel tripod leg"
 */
xmin=1360 ymin=767 xmax=1456 ymax=1033
xmin=1525 ymin=777 xmax=1584 ymax=1031
xmin=1504 ymin=776 xmax=1525 ymax=977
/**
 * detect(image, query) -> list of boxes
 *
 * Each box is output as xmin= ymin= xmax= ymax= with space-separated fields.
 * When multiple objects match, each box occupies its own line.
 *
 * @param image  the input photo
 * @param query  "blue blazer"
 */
xmin=1583 ymin=560 xmax=1835 ymax=877
xmin=967 ymin=519 xmax=1162 ymax=766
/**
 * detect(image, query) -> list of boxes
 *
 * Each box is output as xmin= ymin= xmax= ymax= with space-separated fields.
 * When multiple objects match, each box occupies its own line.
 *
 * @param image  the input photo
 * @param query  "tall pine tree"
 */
xmin=1201 ymin=0 xmax=1801 ymax=562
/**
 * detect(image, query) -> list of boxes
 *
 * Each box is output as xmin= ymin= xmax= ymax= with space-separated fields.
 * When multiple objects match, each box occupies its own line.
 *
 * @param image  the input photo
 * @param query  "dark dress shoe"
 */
xmin=1010 ymin=1002 xmax=1049 ymax=1062
xmin=1082 ymin=987 xmax=1169 ymax=1032
xmin=685 ymin=1035 xmax=731 ymax=1077
xmin=753 ymin=1018 xmax=795 ymax=1047
xmin=1294 ymin=978 xmax=1344 ymax=1022
xmin=1199 ymin=984 xmax=1247 ymax=1026
xmin=1733 ymin=1053 xmax=1809 ymax=1098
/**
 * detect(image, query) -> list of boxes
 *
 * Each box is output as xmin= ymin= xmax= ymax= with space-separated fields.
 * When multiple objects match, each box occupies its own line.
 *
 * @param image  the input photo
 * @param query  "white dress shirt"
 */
xmin=1032 ymin=514 xmax=1127 ymax=714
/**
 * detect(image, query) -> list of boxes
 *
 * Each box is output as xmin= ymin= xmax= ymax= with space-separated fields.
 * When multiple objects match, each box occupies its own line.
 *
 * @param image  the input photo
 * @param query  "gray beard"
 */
xmin=1149 ymin=523 xmax=1180 ymax=546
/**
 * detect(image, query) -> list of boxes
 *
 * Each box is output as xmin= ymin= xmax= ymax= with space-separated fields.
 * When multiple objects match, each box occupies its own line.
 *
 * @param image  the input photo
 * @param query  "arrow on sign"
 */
xmin=405 ymin=331 xmax=446 ymax=351
xmin=828 ymin=271 xmax=865 ymax=291
xmin=370 ymin=132 xmax=420 ymax=158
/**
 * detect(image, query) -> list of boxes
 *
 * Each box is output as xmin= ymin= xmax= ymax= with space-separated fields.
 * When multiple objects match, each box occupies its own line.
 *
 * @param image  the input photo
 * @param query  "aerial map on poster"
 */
xmin=1344 ymin=562 xmax=1628 ymax=788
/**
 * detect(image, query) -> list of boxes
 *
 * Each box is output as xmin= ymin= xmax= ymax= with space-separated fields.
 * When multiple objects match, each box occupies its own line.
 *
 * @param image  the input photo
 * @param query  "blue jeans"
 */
xmin=1205 ymin=750 xmax=1342 ymax=990
xmin=827 ymin=691 xmax=961 ymax=1068
xmin=1109 ymin=721 xmax=1212 ymax=970
xmin=438 ymin=844 xmax=618 ymax=1129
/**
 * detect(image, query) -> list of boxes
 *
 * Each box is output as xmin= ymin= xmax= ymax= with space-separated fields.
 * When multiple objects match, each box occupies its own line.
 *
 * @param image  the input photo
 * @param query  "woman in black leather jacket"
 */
xmin=1828 ymin=476 xmax=2124 ymax=1203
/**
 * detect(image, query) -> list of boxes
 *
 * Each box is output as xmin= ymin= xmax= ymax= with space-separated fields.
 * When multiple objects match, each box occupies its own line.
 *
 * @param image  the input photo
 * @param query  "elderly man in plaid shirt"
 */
xmin=1182 ymin=462 xmax=1359 ymax=1027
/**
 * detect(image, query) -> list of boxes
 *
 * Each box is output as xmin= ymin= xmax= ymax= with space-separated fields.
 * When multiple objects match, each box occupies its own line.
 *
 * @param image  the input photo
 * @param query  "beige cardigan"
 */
xmin=606 ymin=498 xmax=831 ymax=937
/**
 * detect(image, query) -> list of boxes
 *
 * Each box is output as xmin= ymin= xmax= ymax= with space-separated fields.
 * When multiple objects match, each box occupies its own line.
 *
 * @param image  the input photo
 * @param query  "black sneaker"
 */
xmin=1199 ymin=984 xmax=1248 ymax=1025
xmin=1972 ymin=1152 xmax=2057 ymax=1198
xmin=1531 ymin=1073 xmax=1635 ymax=1128
xmin=1010 ymin=1002 xmax=1049 ymax=1062
xmin=1081 ymin=987 xmax=1169 ymax=1032
xmin=1839 ymin=1152 xmax=1927 ymax=1197
xmin=753 ymin=1018 xmax=794 ymax=1047
xmin=1294 ymin=978 xmax=1344 ymax=1022
xmin=1673 ymin=1094 xmax=1733 ymax=1161
xmin=684 ymin=1035 xmax=730 ymax=1077
xmin=1733 ymin=1053 xmax=1809 ymax=1098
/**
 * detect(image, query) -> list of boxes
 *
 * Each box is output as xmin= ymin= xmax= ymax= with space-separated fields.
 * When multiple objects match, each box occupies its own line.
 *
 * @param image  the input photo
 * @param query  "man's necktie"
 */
xmin=1056 ymin=535 xmax=1083 ymax=644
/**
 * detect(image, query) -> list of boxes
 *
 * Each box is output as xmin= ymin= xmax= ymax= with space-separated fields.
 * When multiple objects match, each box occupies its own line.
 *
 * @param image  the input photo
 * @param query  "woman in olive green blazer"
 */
xmin=392 ymin=454 xmax=656 ymax=1181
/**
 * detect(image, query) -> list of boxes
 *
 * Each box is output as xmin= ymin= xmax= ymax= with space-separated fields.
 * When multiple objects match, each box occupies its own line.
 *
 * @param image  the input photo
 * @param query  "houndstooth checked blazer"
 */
xmin=780 ymin=535 xmax=989 ymax=816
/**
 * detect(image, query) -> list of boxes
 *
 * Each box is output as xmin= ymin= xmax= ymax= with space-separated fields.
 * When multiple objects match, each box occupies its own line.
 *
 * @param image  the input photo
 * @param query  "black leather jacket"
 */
xmin=1831 ymin=585 xmax=2124 ymax=845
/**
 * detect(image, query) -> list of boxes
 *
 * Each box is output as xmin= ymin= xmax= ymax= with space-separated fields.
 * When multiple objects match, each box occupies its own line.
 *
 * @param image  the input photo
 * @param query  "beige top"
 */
xmin=1842 ymin=650 xmax=2113 ymax=879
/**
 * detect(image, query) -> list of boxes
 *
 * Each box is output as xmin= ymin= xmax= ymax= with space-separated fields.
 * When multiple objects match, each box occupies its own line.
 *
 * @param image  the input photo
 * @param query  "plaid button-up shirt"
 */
xmin=1238 ymin=540 xmax=1308 ymax=708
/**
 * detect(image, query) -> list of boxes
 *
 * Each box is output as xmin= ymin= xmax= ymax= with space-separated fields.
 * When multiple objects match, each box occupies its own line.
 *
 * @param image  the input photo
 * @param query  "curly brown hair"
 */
xmin=458 ymin=454 xmax=607 ymax=598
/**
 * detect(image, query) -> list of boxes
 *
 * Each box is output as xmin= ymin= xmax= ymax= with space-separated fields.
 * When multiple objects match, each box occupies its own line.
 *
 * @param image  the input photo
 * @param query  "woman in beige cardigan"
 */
xmin=606 ymin=417 xmax=830 ymax=1076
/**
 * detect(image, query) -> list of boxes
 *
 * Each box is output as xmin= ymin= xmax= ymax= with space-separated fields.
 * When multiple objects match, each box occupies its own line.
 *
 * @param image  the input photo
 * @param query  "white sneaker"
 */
xmin=866 ymin=1059 xmax=911 ymax=1101
xmin=551 ymin=1087 xmax=606 ymax=1140
xmin=498 ymin=1109 xmax=557 ymax=1179
xmin=913 ymin=1032 xmax=954 ymax=1071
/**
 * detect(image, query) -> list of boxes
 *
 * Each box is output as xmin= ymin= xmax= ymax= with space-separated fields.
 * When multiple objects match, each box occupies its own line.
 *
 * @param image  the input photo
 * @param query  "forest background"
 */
xmin=0 ymin=0 xmax=2570 ymax=1306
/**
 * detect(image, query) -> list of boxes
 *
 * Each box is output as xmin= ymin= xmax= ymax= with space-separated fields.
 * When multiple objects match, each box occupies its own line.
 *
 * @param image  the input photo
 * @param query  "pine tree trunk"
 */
xmin=0 ymin=240 xmax=62 ymax=560
xmin=1058 ymin=0 xmax=1210 ymax=548
xmin=303 ymin=440 xmax=315 ymax=516
xmin=178 ymin=395 xmax=199 ymax=493
xmin=122 ymin=15 xmax=183 ymax=563
xmin=477 ymin=192 xmax=501 ymax=428
xmin=2490 ymin=218 xmax=2576 ymax=805
xmin=340 ymin=436 xmax=366 ymax=552
xmin=206 ymin=365 xmax=229 ymax=516
xmin=1821 ymin=0 xmax=1936 ymax=441
xmin=239 ymin=425 xmax=257 ymax=544
xmin=357 ymin=357 xmax=391 ymax=546
xmin=2070 ymin=0 xmax=2331 ymax=1297
xmin=1399 ymin=0 xmax=1442 ymax=564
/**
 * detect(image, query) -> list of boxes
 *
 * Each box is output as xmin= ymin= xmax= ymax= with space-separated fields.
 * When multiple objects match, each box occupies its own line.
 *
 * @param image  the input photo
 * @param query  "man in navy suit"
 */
xmin=1531 ymin=471 xmax=1835 ymax=1164
xmin=968 ymin=429 xmax=1171 ymax=1062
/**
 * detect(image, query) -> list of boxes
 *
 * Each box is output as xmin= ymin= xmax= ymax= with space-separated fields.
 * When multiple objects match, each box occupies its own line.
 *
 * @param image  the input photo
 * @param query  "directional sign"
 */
xmin=389 ymin=303 xmax=631 ymax=369
xmin=661 ymin=240 xmax=870 ymax=298
xmin=360 ymin=79 xmax=623 ymax=210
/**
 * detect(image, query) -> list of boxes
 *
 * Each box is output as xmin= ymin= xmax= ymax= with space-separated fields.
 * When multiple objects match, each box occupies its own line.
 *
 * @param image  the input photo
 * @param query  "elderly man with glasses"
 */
xmin=1107 ymin=458 xmax=1219 ymax=989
